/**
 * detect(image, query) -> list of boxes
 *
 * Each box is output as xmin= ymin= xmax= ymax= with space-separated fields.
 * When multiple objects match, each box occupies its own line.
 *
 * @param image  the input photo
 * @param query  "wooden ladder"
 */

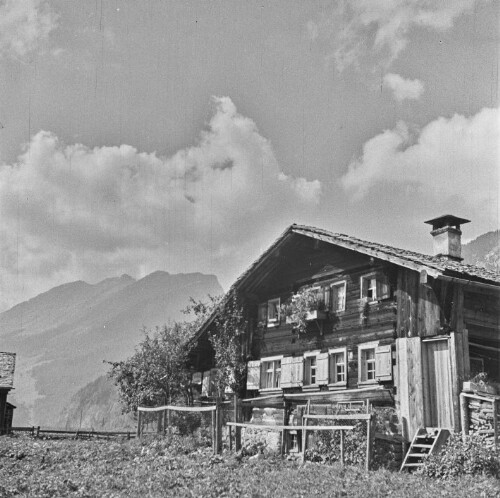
xmin=400 ymin=427 xmax=450 ymax=472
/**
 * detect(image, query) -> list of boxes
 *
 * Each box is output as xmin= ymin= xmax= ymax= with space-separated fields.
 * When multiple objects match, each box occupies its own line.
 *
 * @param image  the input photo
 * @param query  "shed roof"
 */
xmin=0 ymin=352 xmax=16 ymax=389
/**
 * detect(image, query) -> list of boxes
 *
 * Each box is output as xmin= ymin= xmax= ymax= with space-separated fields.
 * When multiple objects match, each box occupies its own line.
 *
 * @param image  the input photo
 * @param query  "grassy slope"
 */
xmin=1 ymin=436 xmax=499 ymax=498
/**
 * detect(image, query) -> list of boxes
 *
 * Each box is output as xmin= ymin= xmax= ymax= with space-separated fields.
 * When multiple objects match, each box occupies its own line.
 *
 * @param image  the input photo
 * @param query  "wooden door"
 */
xmin=422 ymin=338 xmax=453 ymax=429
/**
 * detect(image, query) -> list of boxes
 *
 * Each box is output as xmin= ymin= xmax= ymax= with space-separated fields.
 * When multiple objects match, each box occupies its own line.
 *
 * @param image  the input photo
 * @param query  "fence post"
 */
xmin=36 ymin=426 xmax=40 ymax=438
xmin=366 ymin=414 xmax=374 ymax=471
xmin=493 ymin=398 xmax=498 ymax=450
xmin=157 ymin=410 xmax=162 ymax=434
xmin=234 ymin=396 xmax=241 ymax=452
xmin=281 ymin=401 xmax=288 ymax=456
xmin=215 ymin=397 xmax=223 ymax=455
xmin=460 ymin=393 xmax=469 ymax=440
xmin=212 ymin=405 xmax=216 ymax=454
xmin=136 ymin=410 xmax=142 ymax=438
xmin=340 ymin=429 xmax=344 ymax=466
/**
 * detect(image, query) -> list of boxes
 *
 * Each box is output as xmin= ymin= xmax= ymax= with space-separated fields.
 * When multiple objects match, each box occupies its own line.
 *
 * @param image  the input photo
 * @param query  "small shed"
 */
xmin=0 ymin=352 xmax=16 ymax=433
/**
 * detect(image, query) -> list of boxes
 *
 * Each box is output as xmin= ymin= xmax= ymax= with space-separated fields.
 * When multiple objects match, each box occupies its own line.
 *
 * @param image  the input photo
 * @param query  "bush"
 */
xmin=418 ymin=432 xmax=500 ymax=479
xmin=304 ymin=421 xmax=367 ymax=466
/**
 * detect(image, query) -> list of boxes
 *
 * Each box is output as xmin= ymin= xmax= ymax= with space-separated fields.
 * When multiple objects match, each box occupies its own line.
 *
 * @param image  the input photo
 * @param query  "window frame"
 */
xmin=360 ymin=273 xmax=390 ymax=304
xmin=303 ymin=350 xmax=321 ymax=387
xmin=328 ymin=347 xmax=347 ymax=388
xmin=260 ymin=355 xmax=283 ymax=391
xmin=330 ymin=280 xmax=347 ymax=313
xmin=358 ymin=342 xmax=378 ymax=385
xmin=266 ymin=297 xmax=281 ymax=327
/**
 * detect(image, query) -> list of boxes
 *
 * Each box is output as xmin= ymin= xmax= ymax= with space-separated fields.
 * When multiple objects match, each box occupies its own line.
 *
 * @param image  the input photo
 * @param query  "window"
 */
xmin=331 ymin=281 xmax=347 ymax=312
xmin=304 ymin=356 xmax=317 ymax=386
xmin=360 ymin=274 xmax=390 ymax=303
xmin=329 ymin=348 xmax=347 ymax=385
xmin=258 ymin=298 xmax=281 ymax=327
xmin=359 ymin=342 xmax=378 ymax=384
xmin=261 ymin=357 xmax=281 ymax=389
xmin=303 ymin=351 xmax=322 ymax=386
xmin=267 ymin=298 xmax=280 ymax=326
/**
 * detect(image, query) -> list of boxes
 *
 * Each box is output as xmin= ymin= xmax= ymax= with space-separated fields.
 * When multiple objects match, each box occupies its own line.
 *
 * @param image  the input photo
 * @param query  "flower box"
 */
xmin=305 ymin=310 xmax=328 ymax=321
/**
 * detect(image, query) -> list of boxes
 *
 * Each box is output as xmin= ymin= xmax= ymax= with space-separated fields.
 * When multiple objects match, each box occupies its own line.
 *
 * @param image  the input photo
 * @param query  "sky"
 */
xmin=0 ymin=0 xmax=498 ymax=311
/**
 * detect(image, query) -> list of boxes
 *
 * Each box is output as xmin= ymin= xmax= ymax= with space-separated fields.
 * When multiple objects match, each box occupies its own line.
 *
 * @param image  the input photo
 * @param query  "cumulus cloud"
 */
xmin=0 ymin=0 xmax=58 ymax=59
xmin=0 ymin=97 xmax=321 ymax=310
xmin=341 ymin=107 xmax=499 ymax=218
xmin=383 ymin=73 xmax=424 ymax=101
xmin=329 ymin=0 xmax=480 ymax=71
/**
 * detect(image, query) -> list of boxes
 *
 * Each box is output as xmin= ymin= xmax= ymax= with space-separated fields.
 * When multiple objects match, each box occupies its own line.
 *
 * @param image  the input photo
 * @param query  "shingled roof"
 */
xmin=193 ymin=223 xmax=499 ymax=341
xmin=291 ymin=224 xmax=500 ymax=285
xmin=0 ymin=352 xmax=16 ymax=389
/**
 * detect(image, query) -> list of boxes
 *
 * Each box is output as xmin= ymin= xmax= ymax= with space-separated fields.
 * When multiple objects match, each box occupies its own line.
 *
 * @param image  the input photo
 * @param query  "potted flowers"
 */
xmin=281 ymin=287 xmax=327 ymax=334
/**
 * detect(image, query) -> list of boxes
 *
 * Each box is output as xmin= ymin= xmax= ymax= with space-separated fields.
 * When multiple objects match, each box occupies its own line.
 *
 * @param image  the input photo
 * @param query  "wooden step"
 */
xmin=400 ymin=427 xmax=450 ymax=472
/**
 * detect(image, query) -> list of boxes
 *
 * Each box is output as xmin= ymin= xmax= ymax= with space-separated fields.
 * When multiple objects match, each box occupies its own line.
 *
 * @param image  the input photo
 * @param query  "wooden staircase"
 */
xmin=400 ymin=427 xmax=450 ymax=472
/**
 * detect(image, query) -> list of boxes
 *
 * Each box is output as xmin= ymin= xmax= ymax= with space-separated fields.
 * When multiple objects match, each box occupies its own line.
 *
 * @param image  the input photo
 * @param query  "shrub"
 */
xmin=418 ymin=432 xmax=500 ymax=479
xmin=304 ymin=421 xmax=367 ymax=466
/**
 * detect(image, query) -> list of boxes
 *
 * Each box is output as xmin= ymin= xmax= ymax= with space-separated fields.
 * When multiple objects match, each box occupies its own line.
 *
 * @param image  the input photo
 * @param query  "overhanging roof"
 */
xmin=193 ymin=224 xmax=500 ymax=341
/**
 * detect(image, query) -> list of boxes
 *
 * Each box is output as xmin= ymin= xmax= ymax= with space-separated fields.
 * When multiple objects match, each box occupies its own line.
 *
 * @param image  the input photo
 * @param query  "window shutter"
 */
xmin=202 ymin=370 xmax=212 ymax=396
xmin=331 ymin=285 xmax=338 ymax=311
xmin=246 ymin=360 xmax=261 ymax=390
xmin=323 ymin=286 xmax=331 ymax=311
xmin=281 ymin=357 xmax=293 ymax=387
xmin=281 ymin=356 xmax=303 ymax=388
xmin=376 ymin=279 xmax=390 ymax=300
xmin=375 ymin=345 xmax=392 ymax=381
xmin=258 ymin=303 xmax=268 ymax=324
xmin=316 ymin=352 xmax=329 ymax=385
xmin=361 ymin=277 xmax=369 ymax=299
xmin=192 ymin=372 xmax=202 ymax=385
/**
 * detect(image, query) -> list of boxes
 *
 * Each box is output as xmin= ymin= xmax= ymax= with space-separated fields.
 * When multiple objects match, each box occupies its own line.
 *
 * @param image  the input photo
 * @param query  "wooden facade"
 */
xmin=0 ymin=352 xmax=16 ymax=433
xmin=192 ymin=223 xmax=500 ymax=441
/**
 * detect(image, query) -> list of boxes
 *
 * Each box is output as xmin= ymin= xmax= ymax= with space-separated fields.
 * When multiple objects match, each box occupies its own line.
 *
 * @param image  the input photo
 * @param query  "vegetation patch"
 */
xmin=1 ymin=434 xmax=499 ymax=497
xmin=417 ymin=432 xmax=500 ymax=479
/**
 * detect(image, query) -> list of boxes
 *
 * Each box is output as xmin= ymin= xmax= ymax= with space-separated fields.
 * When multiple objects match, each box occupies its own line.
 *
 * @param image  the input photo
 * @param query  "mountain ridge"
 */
xmin=0 ymin=271 xmax=222 ymax=426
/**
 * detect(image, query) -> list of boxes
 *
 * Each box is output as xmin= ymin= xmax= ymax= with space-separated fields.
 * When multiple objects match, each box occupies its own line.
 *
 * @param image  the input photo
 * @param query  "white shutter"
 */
xmin=246 ymin=360 xmax=261 ymax=390
xmin=291 ymin=357 xmax=304 ymax=387
xmin=202 ymin=370 xmax=211 ymax=396
xmin=316 ymin=352 xmax=329 ymax=385
xmin=281 ymin=356 xmax=303 ymax=388
xmin=375 ymin=345 xmax=392 ymax=381
xmin=377 ymin=279 xmax=390 ymax=300
xmin=281 ymin=357 xmax=293 ymax=387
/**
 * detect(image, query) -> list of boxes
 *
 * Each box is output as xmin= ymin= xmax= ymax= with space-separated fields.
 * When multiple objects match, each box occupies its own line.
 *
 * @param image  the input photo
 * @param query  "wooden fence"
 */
xmin=1 ymin=426 xmax=135 ymax=439
xmin=137 ymin=399 xmax=228 ymax=454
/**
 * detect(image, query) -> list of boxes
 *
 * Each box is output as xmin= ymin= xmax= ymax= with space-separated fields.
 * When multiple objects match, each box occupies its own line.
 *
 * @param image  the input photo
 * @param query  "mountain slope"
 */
xmin=0 ymin=271 xmax=222 ymax=426
xmin=462 ymin=230 xmax=499 ymax=272
xmin=57 ymin=375 xmax=136 ymax=431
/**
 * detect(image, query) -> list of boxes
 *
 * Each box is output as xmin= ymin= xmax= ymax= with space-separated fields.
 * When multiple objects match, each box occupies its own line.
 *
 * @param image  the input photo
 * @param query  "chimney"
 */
xmin=424 ymin=215 xmax=470 ymax=261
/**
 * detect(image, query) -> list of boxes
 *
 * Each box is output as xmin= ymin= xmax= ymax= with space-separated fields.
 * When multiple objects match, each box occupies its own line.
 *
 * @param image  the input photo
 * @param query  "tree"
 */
xmin=107 ymin=322 xmax=192 ymax=412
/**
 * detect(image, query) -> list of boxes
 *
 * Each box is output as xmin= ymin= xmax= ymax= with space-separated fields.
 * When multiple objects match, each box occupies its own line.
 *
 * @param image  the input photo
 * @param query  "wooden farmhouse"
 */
xmin=191 ymin=215 xmax=499 ymax=442
xmin=0 ymin=352 xmax=16 ymax=433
